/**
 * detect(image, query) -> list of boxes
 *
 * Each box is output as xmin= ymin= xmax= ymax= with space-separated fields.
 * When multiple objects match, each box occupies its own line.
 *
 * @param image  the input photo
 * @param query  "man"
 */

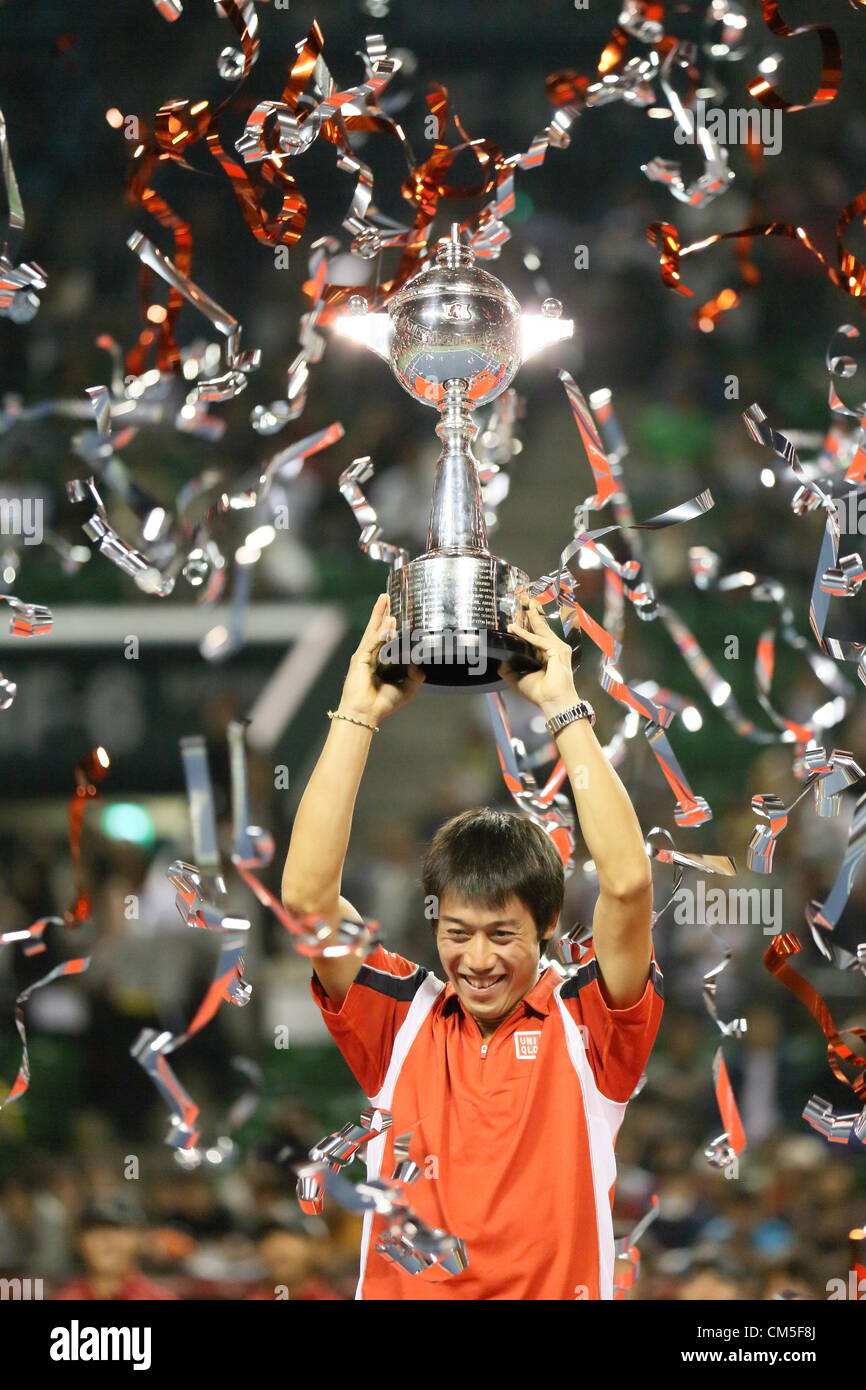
xmin=676 ymin=1259 xmax=746 ymax=1301
xmin=243 ymin=1219 xmax=343 ymax=1300
xmin=53 ymin=1199 xmax=177 ymax=1301
xmin=282 ymin=592 xmax=662 ymax=1300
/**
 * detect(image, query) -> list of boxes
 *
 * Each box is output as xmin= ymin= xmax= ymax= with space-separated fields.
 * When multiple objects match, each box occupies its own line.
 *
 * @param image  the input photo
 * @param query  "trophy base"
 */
xmin=381 ymin=551 xmax=541 ymax=692
xmin=378 ymin=627 xmax=539 ymax=691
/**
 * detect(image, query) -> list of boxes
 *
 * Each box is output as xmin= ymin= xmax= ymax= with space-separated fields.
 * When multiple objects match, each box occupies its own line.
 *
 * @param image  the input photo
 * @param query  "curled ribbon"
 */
xmin=0 ymin=955 xmax=90 ymax=1111
xmin=485 ymin=692 xmax=576 ymax=873
xmin=613 ymin=1193 xmax=660 ymax=1300
xmin=0 ymin=593 xmax=54 ymax=713
xmin=648 ymin=191 xmax=866 ymax=317
xmin=296 ymin=1109 xmax=468 ymax=1279
xmin=338 ymin=457 xmax=410 ymax=570
xmin=764 ymin=932 xmax=866 ymax=1101
xmin=131 ymin=860 xmax=251 ymax=1154
xmin=646 ymin=827 xmax=745 ymax=1168
xmin=747 ymin=1 xmax=842 ymax=112
xmin=0 ymin=108 xmax=46 ymax=323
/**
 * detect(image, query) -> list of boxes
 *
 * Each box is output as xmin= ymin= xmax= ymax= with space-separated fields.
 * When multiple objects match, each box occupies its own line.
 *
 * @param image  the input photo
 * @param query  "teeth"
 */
xmin=464 ymin=977 xmax=501 ymax=990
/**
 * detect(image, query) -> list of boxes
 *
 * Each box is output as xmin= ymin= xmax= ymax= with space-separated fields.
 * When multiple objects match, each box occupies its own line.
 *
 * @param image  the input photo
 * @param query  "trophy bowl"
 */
xmin=387 ymin=247 xmax=523 ymax=410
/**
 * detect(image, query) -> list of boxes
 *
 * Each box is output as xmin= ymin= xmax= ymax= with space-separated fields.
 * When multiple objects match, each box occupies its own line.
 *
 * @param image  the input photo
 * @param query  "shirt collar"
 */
xmin=442 ymin=964 xmax=559 ymax=1019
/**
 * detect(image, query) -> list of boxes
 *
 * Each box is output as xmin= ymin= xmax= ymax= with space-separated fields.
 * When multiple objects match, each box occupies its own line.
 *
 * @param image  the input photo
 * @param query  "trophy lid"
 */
xmin=387 ymin=227 xmax=521 ymax=319
xmin=332 ymin=223 xmax=573 ymax=401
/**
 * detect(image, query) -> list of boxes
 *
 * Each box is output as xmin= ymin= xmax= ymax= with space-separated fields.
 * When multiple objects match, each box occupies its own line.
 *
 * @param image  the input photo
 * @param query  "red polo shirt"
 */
xmin=243 ymin=1278 xmax=343 ymax=1300
xmin=311 ymin=940 xmax=663 ymax=1301
xmin=53 ymin=1272 xmax=177 ymax=1300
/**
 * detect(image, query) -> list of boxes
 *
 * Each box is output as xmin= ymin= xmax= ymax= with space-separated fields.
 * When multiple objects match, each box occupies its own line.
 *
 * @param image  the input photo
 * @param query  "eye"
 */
xmin=493 ymin=931 xmax=513 ymax=941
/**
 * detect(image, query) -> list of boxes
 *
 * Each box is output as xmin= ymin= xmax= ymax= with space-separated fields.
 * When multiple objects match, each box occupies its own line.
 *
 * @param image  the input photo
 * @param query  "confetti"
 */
xmin=296 ymin=1109 xmax=468 ymax=1278
xmin=0 ymin=955 xmax=90 ymax=1111
xmin=63 ymin=748 xmax=111 ymax=929
xmin=0 ymin=108 xmax=47 ymax=323
xmin=765 ymin=932 xmax=866 ymax=1103
xmin=747 ymin=1 xmax=842 ymax=112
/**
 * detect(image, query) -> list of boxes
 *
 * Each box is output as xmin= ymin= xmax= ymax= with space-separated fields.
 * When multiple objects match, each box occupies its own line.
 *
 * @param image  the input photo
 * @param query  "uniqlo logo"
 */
xmin=514 ymin=1030 xmax=540 ymax=1059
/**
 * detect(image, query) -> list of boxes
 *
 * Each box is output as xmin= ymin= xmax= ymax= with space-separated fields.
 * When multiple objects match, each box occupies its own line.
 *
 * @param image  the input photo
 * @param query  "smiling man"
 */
xmin=281 ymin=593 xmax=663 ymax=1301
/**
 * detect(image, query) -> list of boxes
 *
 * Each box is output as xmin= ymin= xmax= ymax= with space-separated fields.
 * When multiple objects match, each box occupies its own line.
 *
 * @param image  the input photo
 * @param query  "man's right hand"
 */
xmin=338 ymin=592 xmax=425 ymax=726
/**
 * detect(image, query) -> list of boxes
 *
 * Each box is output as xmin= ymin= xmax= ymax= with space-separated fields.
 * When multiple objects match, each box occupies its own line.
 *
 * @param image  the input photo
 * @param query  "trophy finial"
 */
xmin=435 ymin=224 xmax=474 ymax=269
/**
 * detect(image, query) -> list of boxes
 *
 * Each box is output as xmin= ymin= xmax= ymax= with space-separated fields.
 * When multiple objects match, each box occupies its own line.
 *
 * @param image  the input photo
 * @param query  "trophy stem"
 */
xmin=425 ymin=378 xmax=489 ymax=555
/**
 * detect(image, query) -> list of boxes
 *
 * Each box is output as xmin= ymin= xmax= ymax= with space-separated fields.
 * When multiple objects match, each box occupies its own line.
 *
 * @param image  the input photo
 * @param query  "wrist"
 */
xmin=330 ymin=706 xmax=379 ymax=733
xmin=544 ymin=698 xmax=596 ymax=737
xmin=539 ymin=691 xmax=580 ymax=721
xmin=336 ymin=687 xmax=377 ymax=722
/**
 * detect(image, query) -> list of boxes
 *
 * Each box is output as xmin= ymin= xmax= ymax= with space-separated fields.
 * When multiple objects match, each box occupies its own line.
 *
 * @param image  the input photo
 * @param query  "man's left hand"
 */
xmin=498 ymin=593 xmax=579 ymax=716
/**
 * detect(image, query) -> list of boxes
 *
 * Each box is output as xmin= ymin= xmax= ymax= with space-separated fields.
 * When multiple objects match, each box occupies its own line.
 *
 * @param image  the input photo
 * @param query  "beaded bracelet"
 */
xmin=327 ymin=709 xmax=380 ymax=734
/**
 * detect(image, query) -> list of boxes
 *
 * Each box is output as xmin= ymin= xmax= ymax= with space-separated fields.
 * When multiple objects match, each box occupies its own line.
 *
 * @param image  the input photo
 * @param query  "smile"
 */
xmin=460 ymin=975 xmax=505 ymax=993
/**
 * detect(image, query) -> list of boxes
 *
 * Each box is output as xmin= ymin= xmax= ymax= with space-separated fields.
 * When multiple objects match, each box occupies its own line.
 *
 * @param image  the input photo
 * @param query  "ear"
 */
xmin=542 ymin=914 xmax=558 ymax=942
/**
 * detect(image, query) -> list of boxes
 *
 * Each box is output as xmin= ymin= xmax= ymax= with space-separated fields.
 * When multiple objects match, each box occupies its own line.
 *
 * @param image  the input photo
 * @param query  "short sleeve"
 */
xmin=559 ymin=942 xmax=664 ymax=1103
xmin=310 ymin=944 xmax=430 ymax=1098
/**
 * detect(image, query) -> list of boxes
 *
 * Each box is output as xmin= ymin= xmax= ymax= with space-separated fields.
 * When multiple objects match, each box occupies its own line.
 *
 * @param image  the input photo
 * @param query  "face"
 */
xmin=677 ymin=1270 xmax=740 ymax=1301
xmin=79 ymin=1227 xmax=139 ymax=1277
xmin=259 ymin=1232 xmax=312 ymax=1287
xmin=435 ymin=892 xmax=551 ymax=1032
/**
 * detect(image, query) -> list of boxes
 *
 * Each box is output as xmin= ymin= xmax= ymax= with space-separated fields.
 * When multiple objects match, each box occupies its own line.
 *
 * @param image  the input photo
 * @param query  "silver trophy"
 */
xmin=334 ymin=225 xmax=572 ymax=690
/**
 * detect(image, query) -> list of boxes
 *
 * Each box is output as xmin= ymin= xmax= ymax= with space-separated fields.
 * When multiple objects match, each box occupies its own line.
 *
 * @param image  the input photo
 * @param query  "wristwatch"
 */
xmin=545 ymin=700 xmax=596 ymax=735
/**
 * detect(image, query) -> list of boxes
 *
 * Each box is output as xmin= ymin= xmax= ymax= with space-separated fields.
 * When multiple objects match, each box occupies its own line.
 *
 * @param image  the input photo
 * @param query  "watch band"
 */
xmin=545 ymin=700 xmax=596 ymax=735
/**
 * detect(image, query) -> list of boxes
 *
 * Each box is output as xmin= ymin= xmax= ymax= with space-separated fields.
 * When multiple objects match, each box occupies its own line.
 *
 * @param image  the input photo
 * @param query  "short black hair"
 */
xmin=422 ymin=807 xmax=564 ymax=939
xmin=256 ymin=1218 xmax=311 ymax=1244
xmin=680 ymin=1258 xmax=744 ymax=1288
xmin=80 ymin=1198 xmax=145 ymax=1231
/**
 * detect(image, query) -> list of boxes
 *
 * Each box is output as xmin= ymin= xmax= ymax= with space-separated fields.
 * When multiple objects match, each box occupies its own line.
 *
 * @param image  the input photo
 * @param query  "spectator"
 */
xmin=244 ymin=1219 xmax=343 ymax=1301
xmin=676 ymin=1259 xmax=747 ymax=1300
xmin=53 ymin=1199 xmax=177 ymax=1301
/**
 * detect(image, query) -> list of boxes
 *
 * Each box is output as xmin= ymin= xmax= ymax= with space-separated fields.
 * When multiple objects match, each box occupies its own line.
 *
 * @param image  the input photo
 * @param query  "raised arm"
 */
xmin=281 ymin=593 xmax=424 ymax=1005
xmin=501 ymin=596 xmax=653 ymax=1008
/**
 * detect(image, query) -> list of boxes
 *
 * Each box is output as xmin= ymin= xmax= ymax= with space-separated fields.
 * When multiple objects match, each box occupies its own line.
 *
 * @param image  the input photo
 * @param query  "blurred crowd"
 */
xmin=0 ymin=1165 xmax=356 ymax=1300
xmin=0 ymin=1095 xmax=861 ymax=1301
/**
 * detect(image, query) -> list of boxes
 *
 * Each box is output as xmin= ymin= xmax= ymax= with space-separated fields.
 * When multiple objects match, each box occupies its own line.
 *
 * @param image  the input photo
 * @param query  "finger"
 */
xmin=403 ymin=664 xmax=426 ymax=695
xmin=497 ymin=661 xmax=519 ymax=690
xmin=368 ymin=617 xmax=398 ymax=663
xmin=514 ymin=598 xmax=554 ymax=639
xmin=355 ymin=593 xmax=390 ymax=650
xmin=507 ymin=622 xmax=552 ymax=652
xmin=525 ymin=599 xmax=552 ymax=633
xmin=523 ymin=601 xmax=572 ymax=658
xmin=355 ymin=628 xmax=397 ymax=672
